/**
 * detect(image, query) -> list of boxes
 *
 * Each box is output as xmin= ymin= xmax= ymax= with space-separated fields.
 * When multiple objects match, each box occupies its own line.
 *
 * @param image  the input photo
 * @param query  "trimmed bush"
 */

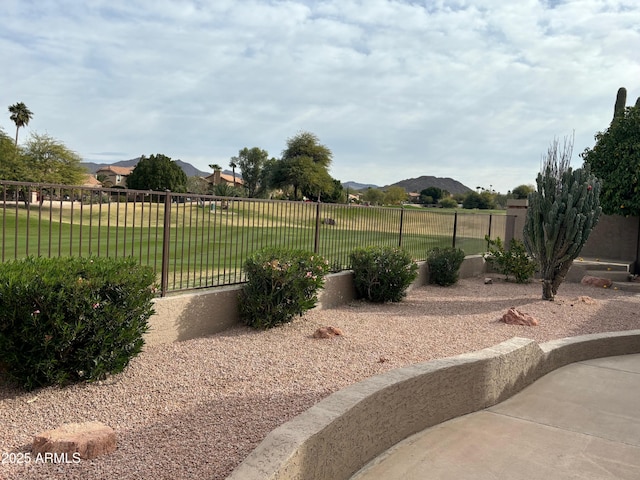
xmin=239 ymin=247 xmax=330 ymax=329
xmin=484 ymin=236 xmax=536 ymax=283
xmin=349 ymin=246 xmax=418 ymax=302
xmin=427 ymin=247 xmax=465 ymax=286
xmin=0 ymin=256 xmax=156 ymax=390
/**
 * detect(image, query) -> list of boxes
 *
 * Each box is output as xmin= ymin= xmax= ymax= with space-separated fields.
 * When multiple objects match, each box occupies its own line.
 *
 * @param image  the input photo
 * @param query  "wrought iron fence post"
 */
xmin=452 ymin=211 xmax=458 ymax=248
xmin=160 ymin=190 xmax=172 ymax=297
xmin=398 ymin=206 xmax=405 ymax=247
xmin=314 ymin=201 xmax=321 ymax=254
xmin=487 ymin=214 xmax=493 ymax=250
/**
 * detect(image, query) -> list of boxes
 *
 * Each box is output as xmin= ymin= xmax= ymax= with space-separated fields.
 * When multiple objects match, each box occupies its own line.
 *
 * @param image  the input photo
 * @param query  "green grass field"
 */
xmin=1 ymin=200 xmax=505 ymax=292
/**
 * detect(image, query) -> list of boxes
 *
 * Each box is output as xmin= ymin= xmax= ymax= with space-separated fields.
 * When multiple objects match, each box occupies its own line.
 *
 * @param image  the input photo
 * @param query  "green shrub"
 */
xmin=484 ymin=236 xmax=536 ymax=283
xmin=239 ymin=247 xmax=330 ymax=329
xmin=427 ymin=247 xmax=465 ymax=286
xmin=438 ymin=198 xmax=458 ymax=209
xmin=349 ymin=246 xmax=418 ymax=302
xmin=0 ymin=256 xmax=156 ymax=390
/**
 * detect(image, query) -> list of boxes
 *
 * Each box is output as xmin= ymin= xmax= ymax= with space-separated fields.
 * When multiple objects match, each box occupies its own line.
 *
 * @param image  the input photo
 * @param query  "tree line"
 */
xmin=3 ymin=93 xmax=638 ymax=214
xmin=126 ymin=131 xmax=346 ymax=202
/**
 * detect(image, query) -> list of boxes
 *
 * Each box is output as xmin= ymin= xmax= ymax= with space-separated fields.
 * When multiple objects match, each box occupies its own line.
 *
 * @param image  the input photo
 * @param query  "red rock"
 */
xmin=33 ymin=421 xmax=116 ymax=460
xmin=312 ymin=326 xmax=344 ymax=339
xmin=501 ymin=308 xmax=539 ymax=326
xmin=581 ymin=276 xmax=613 ymax=288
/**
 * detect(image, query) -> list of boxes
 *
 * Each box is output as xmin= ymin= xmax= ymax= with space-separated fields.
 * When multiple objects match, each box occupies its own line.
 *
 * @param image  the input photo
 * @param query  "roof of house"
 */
xmin=96 ymin=166 xmax=134 ymax=175
xmin=204 ymin=172 xmax=244 ymax=185
xmin=81 ymin=174 xmax=102 ymax=187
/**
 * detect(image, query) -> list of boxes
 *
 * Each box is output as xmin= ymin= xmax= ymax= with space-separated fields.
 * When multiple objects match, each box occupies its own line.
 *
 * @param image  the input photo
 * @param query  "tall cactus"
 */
xmin=614 ymin=87 xmax=627 ymax=120
xmin=523 ymin=136 xmax=602 ymax=300
xmin=613 ymin=86 xmax=640 ymax=120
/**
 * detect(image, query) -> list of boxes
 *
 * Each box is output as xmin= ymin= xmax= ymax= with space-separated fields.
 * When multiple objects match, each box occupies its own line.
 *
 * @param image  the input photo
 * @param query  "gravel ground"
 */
xmin=1 ymin=276 xmax=640 ymax=480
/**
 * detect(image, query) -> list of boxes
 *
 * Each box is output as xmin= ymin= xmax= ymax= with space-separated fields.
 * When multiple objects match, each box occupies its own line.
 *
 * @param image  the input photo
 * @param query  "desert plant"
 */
xmin=239 ymin=247 xmax=330 ymax=328
xmin=484 ymin=236 xmax=536 ymax=283
xmin=524 ymin=136 xmax=601 ymax=300
xmin=427 ymin=247 xmax=465 ymax=286
xmin=349 ymin=246 xmax=418 ymax=302
xmin=0 ymin=256 xmax=156 ymax=390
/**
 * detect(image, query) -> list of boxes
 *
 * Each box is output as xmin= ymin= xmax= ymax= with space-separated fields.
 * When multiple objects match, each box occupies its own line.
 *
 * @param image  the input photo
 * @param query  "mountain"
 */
xmin=81 ymin=158 xmax=211 ymax=178
xmin=385 ymin=176 xmax=472 ymax=196
xmin=174 ymin=160 xmax=211 ymax=178
xmin=342 ymin=181 xmax=379 ymax=191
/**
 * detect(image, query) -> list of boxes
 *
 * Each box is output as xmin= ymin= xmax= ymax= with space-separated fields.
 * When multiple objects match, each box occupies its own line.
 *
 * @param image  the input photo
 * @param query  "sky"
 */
xmin=1 ymin=0 xmax=639 ymax=194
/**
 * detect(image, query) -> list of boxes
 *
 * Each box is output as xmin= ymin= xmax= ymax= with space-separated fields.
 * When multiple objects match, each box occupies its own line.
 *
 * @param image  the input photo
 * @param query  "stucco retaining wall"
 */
xmin=146 ymin=255 xmax=488 ymax=347
xmin=226 ymin=330 xmax=640 ymax=480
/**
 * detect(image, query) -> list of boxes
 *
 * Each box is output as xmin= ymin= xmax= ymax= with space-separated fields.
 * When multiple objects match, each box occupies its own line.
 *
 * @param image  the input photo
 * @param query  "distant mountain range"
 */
xmin=343 ymin=176 xmax=472 ymax=196
xmin=83 ymin=159 xmax=471 ymax=195
xmin=342 ymin=181 xmax=379 ymax=190
xmin=81 ymin=158 xmax=213 ymax=178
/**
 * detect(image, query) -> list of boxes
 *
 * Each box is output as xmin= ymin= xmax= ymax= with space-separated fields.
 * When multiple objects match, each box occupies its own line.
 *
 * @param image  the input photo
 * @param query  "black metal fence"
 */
xmin=0 ymin=181 xmax=506 ymax=296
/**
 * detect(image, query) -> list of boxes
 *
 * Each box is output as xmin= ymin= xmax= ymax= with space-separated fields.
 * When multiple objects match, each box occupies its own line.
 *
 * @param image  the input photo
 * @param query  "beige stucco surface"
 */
xmin=227 ymin=330 xmax=640 ymax=480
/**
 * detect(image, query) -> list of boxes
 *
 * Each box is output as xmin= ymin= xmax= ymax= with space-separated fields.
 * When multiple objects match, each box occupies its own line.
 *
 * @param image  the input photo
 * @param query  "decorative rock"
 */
xmin=33 ymin=421 xmax=116 ymax=460
xmin=312 ymin=326 xmax=343 ymax=339
xmin=484 ymin=278 xmax=493 ymax=284
xmin=501 ymin=308 xmax=539 ymax=326
xmin=581 ymin=276 xmax=613 ymax=288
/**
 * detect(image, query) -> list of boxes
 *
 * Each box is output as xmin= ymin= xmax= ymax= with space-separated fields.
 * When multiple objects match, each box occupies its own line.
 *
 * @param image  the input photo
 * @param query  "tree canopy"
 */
xmin=127 ymin=154 xmax=188 ymax=192
xmin=511 ymin=184 xmax=535 ymax=199
xmin=0 ymin=132 xmax=86 ymax=184
xmin=270 ymin=132 xmax=336 ymax=201
xmin=233 ymin=147 xmax=270 ymax=198
xmin=270 ymin=155 xmax=334 ymax=201
xmin=20 ymin=133 xmax=87 ymax=185
xmin=281 ymin=131 xmax=332 ymax=168
xmin=462 ymin=191 xmax=495 ymax=209
xmin=186 ymin=176 xmax=210 ymax=195
xmin=384 ymin=186 xmax=408 ymax=205
xmin=581 ymin=104 xmax=640 ymax=216
xmin=420 ymin=187 xmax=443 ymax=204
xmin=361 ymin=187 xmax=385 ymax=206
xmin=8 ymin=102 xmax=33 ymax=146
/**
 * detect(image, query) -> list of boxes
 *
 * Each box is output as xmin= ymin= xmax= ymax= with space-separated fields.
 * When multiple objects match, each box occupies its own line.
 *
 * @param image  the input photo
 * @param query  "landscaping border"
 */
xmin=226 ymin=330 xmax=640 ymax=480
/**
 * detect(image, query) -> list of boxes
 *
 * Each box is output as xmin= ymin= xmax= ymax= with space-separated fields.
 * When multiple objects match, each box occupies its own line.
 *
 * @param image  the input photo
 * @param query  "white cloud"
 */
xmin=2 ymin=0 xmax=639 ymax=193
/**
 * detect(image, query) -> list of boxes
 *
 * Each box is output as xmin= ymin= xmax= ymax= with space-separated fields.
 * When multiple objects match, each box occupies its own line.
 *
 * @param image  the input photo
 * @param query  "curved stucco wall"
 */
xmin=226 ymin=330 xmax=640 ymax=480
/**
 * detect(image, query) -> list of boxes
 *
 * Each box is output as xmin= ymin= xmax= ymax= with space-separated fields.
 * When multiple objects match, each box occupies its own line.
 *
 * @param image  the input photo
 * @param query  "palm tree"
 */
xmin=8 ymin=102 xmax=33 ymax=146
xmin=229 ymin=160 xmax=237 ymax=187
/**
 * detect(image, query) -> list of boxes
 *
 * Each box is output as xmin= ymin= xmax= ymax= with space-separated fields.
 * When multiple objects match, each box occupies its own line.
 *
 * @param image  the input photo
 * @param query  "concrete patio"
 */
xmin=352 ymin=353 xmax=640 ymax=480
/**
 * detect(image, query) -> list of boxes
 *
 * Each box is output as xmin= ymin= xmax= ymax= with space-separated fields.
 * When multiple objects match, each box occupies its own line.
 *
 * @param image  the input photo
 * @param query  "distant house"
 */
xmin=348 ymin=193 xmax=360 ymax=203
xmin=408 ymin=192 xmax=421 ymax=203
xmin=96 ymin=166 xmax=134 ymax=188
xmin=204 ymin=170 xmax=244 ymax=187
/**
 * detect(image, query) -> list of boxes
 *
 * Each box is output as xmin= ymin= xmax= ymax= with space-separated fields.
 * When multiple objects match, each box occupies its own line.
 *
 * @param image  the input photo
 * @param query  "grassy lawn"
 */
xmin=1 ymin=200 xmax=504 ymax=291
